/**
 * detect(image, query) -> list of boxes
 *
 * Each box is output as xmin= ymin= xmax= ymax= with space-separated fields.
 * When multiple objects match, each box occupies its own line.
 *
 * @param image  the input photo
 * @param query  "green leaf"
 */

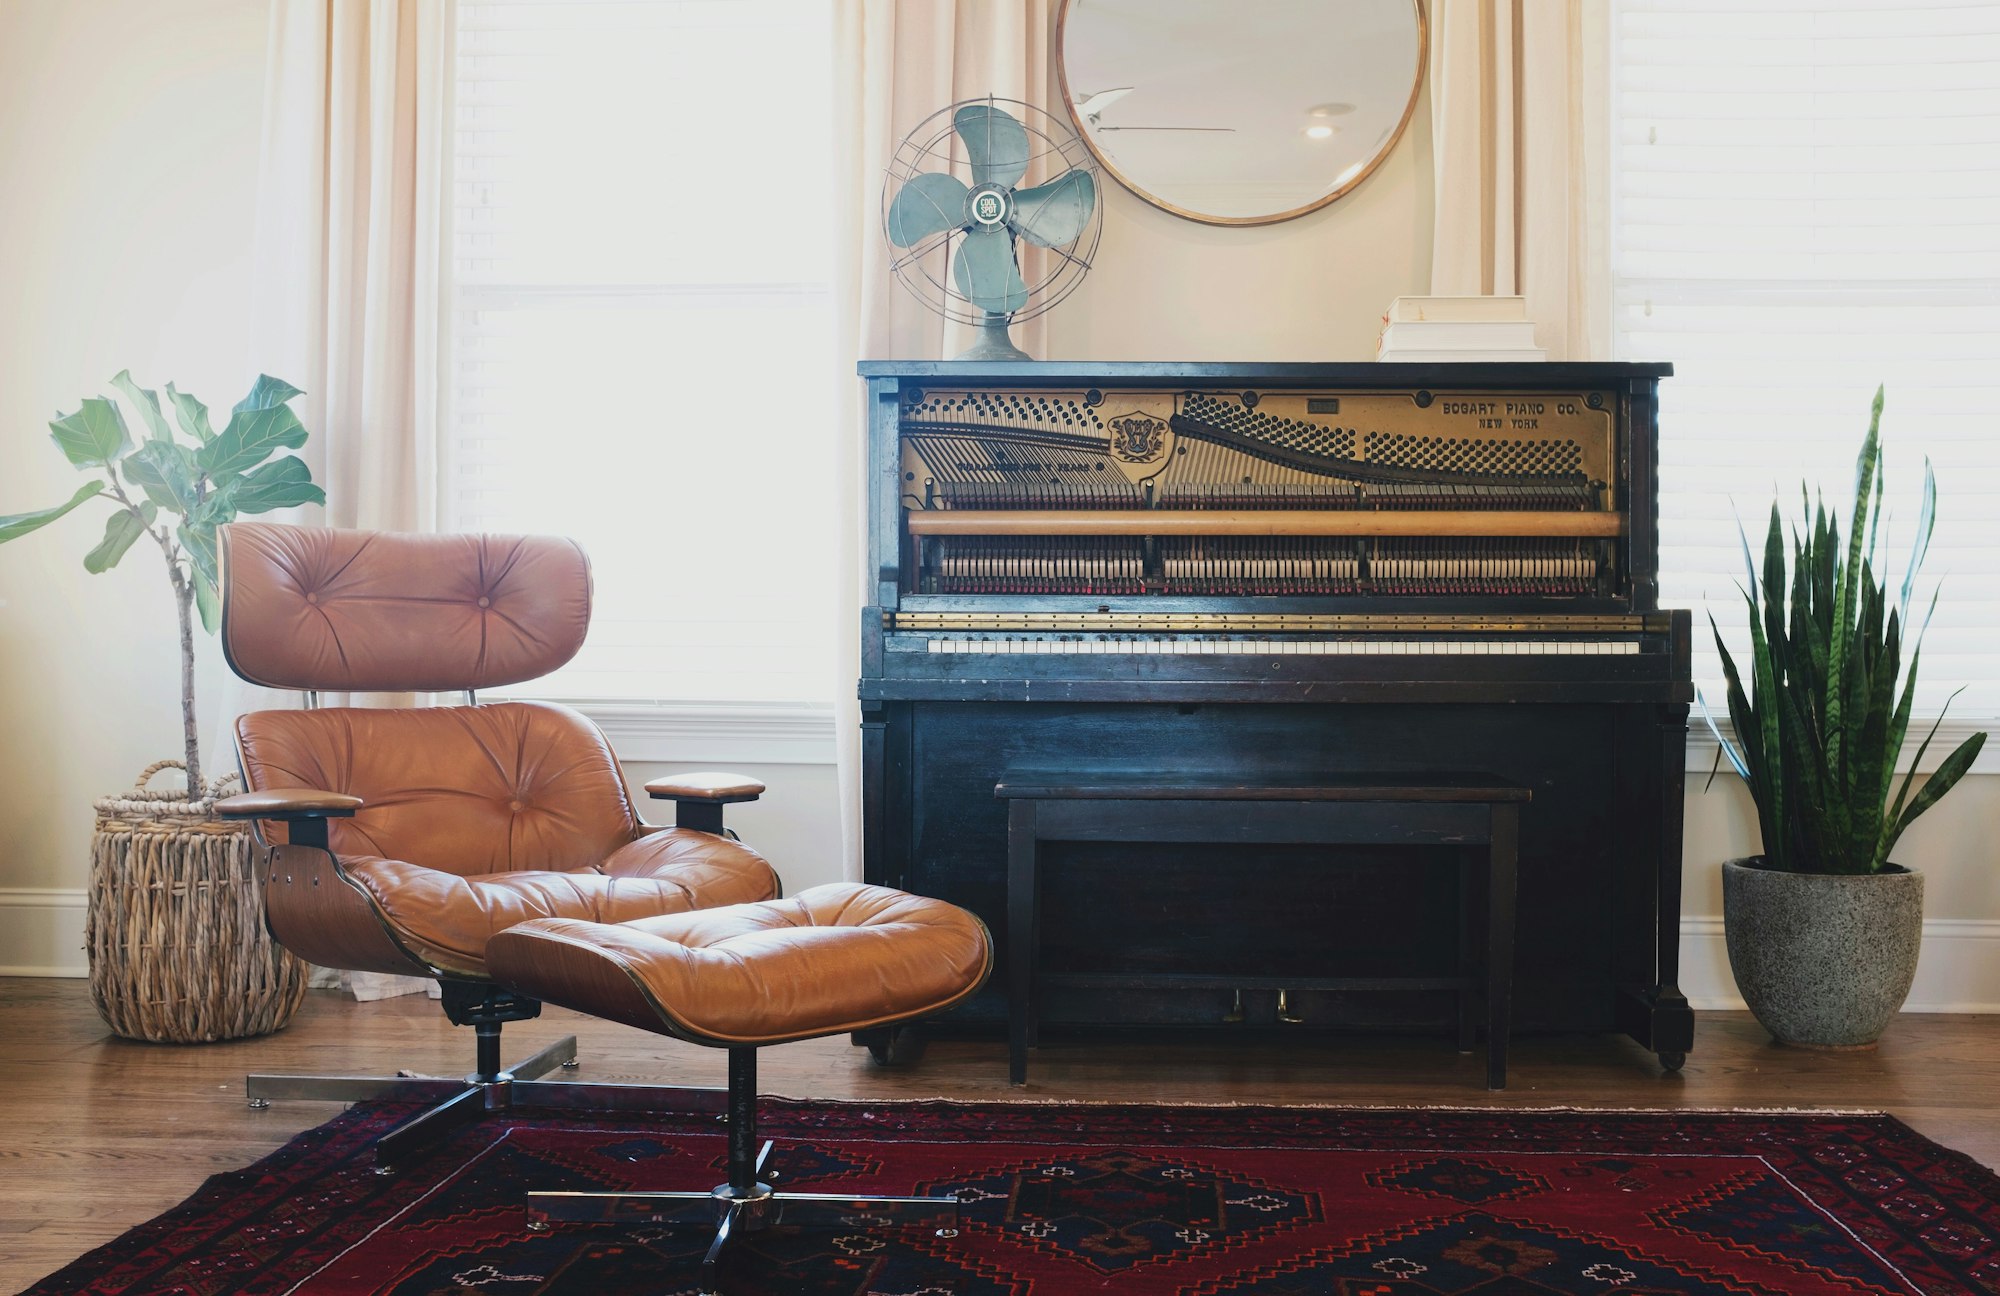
xmin=82 ymin=502 xmax=156 ymax=574
xmin=199 ymin=403 xmax=306 ymax=479
xmin=1696 ymin=684 xmax=1749 ymax=783
xmin=0 ymin=481 xmax=105 ymax=543
xmin=164 ymin=383 xmax=215 ymax=443
xmin=182 ymin=520 xmax=223 ymax=634
xmin=123 ymin=440 xmax=202 ymax=516
xmin=181 ymin=520 xmax=219 ymax=593
xmin=187 ymin=477 xmax=237 ymax=531
xmin=228 ymin=455 xmax=323 ymax=515
xmin=1743 ymin=583 xmax=1786 ymax=871
xmin=1825 ymin=392 xmax=1883 ymax=789
xmin=48 ymin=398 xmax=131 ymax=468
xmin=1761 ymin=504 xmax=1786 ymax=663
xmin=1886 ymin=731 xmax=1987 ymax=859
xmin=231 ymin=374 xmax=304 ymax=414
xmin=193 ymin=569 xmax=219 ymax=634
xmin=1873 ymin=661 xmax=1921 ymax=870
xmin=1846 ymin=609 xmax=1898 ymax=870
xmin=109 ymin=371 xmax=171 ymax=442
xmin=1714 ymin=615 xmax=1779 ymax=862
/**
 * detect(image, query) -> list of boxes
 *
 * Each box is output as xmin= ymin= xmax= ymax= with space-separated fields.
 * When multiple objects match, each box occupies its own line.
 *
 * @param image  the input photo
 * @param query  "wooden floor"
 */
xmin=3 ymin=977 xmax=1997 ymax=1290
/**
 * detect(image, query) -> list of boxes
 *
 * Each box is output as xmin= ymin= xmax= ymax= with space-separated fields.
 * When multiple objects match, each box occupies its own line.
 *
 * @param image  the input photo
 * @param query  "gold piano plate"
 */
xmin=887 ymin=611 xmax=1669 ymax=635
xmin=900 ymin=387 xmax=1618 ymax=493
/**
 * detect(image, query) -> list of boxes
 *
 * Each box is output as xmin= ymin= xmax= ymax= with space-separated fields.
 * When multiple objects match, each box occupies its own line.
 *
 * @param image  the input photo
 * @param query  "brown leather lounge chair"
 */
xmin=211 ymin=521 xmax=785 ymax=1168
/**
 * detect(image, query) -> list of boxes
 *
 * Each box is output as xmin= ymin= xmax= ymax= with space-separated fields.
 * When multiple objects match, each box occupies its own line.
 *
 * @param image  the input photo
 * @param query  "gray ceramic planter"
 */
xmin=1722 ymin=858 xmax=1923 ymax=1048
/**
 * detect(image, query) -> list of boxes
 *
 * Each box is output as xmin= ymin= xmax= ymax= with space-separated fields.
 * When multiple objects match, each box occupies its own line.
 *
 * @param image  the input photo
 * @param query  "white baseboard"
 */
xmin=1680 ymin=915 xmax=2000 ymax=1013
xmin=0 ymin=887 xmax=86 ymax=977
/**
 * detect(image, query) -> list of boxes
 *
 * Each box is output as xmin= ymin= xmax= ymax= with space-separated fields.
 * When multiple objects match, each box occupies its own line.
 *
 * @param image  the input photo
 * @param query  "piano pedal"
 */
xmin=1277 ymin=988 xmax=1304 ymax=1025
xmin=1222 ymin=989 xmax=1246 ymax=1024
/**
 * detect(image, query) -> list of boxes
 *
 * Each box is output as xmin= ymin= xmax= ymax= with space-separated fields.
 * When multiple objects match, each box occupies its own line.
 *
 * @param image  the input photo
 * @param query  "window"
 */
xmin=451 ymin=0 xmax=835 ymax=707
xmin=1612 ymin=1 xmax=2000 ymax=721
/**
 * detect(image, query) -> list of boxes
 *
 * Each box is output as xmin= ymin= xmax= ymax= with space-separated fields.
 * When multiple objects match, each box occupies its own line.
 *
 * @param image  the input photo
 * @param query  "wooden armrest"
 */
xmin=215 ymin=788 xmax=363 ymax=820
xmin=643 ymin=771 xmax=764 ymax=835
xmin=644 ymin=772 xmax=766 ymax=804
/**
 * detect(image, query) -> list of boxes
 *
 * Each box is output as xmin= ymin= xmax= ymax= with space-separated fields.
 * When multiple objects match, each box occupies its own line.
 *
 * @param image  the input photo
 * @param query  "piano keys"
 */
xmin=918 ymin=637 xmax=1642 ymax=655
xmin=856 ymin=361 xmax=1693 ymax=1072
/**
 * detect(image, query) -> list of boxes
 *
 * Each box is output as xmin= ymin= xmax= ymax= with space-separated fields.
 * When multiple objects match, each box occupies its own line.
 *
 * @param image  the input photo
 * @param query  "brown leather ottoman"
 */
xmin=486 ymin=882 xmax=992 ymax=1293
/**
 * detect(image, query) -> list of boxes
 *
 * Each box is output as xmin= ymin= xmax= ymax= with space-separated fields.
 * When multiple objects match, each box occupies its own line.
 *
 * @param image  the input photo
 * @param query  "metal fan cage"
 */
xmin=880 ymin=95 xmax=1103 ymax=328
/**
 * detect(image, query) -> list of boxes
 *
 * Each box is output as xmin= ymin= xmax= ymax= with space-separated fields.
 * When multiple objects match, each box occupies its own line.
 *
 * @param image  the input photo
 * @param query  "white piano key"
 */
xmin=926 ymin=637 xmax=1642 ymax=656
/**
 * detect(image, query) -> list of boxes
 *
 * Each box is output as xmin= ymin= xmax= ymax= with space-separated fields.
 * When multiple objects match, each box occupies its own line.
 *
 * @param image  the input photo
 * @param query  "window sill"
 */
xmin=550 ymin=700 xmax=838 ymax=766
xmin=1688 ymin=716 xmax=1997 ymax=777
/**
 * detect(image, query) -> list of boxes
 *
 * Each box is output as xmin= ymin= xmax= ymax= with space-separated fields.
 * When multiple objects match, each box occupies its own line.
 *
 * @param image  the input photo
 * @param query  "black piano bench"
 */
xmin=994 ymin=772 xmax=1529 ymax=1089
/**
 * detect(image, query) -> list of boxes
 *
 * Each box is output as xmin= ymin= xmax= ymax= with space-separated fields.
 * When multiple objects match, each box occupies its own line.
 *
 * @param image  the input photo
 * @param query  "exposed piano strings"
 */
xmin=900 ymin=387 xmax=1619 ymax=597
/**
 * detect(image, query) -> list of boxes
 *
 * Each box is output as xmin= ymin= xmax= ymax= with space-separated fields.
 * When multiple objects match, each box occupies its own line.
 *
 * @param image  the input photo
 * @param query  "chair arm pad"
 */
xmin=643 ymin=771 xmax=766 ymax=804
xmin=215 ymin=788 xmax=363 ymax=820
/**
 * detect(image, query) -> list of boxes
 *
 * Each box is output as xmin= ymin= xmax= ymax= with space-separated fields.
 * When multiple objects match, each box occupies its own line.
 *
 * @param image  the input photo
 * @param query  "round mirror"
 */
xmin=1056 ymin=0 xmax=1426 ymax=226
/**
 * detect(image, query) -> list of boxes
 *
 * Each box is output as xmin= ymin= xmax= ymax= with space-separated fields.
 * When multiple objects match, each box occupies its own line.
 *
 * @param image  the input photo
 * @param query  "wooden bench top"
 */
xmin=994 ymin=772 xmax=1531 ymax=803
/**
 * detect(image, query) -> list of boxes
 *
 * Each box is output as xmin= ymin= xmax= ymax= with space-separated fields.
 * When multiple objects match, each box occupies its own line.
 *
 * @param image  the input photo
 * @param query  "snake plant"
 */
xmin=1707 ymin=387 xmax=1986 ymax=874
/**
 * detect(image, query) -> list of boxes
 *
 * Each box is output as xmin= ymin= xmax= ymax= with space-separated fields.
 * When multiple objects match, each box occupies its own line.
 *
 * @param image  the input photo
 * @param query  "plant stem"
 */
xmin=168 ymin=562 xmax=202 ymax=794
xmin=106 ymin=465 xmax=202 ymax=794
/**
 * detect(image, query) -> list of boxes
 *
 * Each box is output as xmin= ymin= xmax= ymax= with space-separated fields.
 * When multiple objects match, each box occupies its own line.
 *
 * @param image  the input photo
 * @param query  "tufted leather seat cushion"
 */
xmin=236 ymin=701 xmax=781 ymax=978
xmin=343 ymin=831 xmax=780 ymax=978
xmin=486 ymin=884 xmax=993 ymax=1046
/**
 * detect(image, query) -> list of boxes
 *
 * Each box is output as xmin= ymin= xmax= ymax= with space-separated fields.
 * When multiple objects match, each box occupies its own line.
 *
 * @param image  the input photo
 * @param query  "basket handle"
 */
xmin=134 ymin=760 xmax=185 ymax=791
xmin=132 ymin=760 xmax=243 ymax=800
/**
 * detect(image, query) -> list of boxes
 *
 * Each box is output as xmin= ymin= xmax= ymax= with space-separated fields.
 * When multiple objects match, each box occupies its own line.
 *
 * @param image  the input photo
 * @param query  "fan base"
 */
xmin=954 ymin=314 xmax=1031 ymax=362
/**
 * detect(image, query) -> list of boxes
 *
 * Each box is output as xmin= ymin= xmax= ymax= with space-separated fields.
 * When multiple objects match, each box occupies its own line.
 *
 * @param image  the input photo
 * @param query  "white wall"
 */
xmin=0 ymin=0 xmax=267 ymax=972
xmin=1044 ymin=85 xmax=1434 ymax=364
xmin=2 ymin=5 xmax=1995 ymax=1013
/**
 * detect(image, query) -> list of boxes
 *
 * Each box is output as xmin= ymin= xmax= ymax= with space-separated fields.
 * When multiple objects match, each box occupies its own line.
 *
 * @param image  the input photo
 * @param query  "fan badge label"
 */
xmin=1106 ymin=412 xmax=1168 ymax=463
xmin=971 ymin=189 xmax=1006 ymax=224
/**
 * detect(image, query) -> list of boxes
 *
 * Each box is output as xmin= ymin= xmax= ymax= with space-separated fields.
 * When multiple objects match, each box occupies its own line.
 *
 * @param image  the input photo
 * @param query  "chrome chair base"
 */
xmin=523 ymin=1047 xmax=962 ymax=1295
xmin=245 ymin=1033 xmax=729 ymax=1169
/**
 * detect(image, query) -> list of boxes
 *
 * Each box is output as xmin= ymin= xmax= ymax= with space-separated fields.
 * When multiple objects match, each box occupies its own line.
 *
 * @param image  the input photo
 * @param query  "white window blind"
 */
xmin=452 ymin=0 xmax=835 ymax=705
xmin=1612 ymin=0 xmax=2000 ymax=720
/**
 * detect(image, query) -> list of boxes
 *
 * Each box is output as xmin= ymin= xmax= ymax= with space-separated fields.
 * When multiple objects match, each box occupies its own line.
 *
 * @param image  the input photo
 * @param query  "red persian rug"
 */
xmin=23 ymin=1099 xmax=2000 ymax=1295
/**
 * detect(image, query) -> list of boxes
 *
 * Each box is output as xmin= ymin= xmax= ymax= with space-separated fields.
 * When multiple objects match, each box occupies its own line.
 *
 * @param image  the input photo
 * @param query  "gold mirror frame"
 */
xmin=1054 ymin=0 xmax=1427 ymax=227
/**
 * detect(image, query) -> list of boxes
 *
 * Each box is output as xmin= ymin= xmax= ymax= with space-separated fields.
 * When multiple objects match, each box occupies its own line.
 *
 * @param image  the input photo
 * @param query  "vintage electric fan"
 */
xmin=882 ymin=97 xmax=1101 ymax=360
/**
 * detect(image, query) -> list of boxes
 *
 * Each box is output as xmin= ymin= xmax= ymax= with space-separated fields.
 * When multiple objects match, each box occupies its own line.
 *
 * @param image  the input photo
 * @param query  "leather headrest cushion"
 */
xmin=220 ymin=523 xmax=591 ymax=692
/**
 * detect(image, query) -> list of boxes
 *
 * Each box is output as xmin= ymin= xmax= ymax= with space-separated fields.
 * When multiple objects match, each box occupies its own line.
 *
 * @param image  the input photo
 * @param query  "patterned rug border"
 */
xmin=26 ymin=1096 xmax=2000 ymax=1296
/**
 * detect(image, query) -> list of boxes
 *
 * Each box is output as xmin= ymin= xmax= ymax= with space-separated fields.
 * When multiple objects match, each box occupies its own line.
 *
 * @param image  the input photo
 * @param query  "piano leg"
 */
xmin=1007 ymin=799 xmax=1039 ymax=1086
xmin=1616 ymin=701 xmax=1696 ymax=1071
xmin=1456 ymin=855 xmax=1476 ymax=1054
xmin=1485 ymin=804 xmax=1519 ymax=1091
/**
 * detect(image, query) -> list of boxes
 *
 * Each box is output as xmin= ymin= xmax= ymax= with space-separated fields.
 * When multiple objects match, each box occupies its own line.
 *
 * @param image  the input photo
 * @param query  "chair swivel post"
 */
xmin=726 ymin=1048 xmax=759 ymax=1197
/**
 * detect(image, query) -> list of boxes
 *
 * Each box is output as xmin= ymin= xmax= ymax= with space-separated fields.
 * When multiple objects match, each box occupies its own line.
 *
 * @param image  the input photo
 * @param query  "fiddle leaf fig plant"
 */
xmin=1706 ymin=388 xmax=1986 ymax=874
xmin=0 ymin=373 xmax=322 ymax=793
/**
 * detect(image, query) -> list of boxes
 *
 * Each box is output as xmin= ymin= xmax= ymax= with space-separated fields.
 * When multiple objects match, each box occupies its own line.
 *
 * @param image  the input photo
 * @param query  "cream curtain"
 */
xmin=238 ymin=0 xmax=456 ymax=998
xmin=250 ymin=0 xmax=454 ymax=532
xmin=831 ymin=0 xmax=1056 ymax=878
xmin=1427 ymin=0 xmax=1611 ymax=360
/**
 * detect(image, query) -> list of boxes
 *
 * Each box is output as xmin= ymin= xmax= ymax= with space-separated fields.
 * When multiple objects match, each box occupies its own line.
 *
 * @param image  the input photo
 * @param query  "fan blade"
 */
xmin=953 ymin=225 xmax=1028 ymax=315
xmin=886 ymin=172 xmax=969 ymax=248
xmin=1009 ymin=169 xmax=1096 ymax=249
xmin=954 ymin=103 xmax=1029 ymax=188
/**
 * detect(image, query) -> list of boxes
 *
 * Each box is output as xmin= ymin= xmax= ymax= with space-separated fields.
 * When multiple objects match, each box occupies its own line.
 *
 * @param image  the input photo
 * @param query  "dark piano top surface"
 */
xmin=859 ymin=360 xmax=1673 ymax=383
xmin=994 ymin=771 xmax=1532 ymax=802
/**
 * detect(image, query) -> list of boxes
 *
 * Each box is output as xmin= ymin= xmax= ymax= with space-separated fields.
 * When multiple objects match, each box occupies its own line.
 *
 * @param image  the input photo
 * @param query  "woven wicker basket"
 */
xmin=87 ymin=760 xmax=308 ymax=1043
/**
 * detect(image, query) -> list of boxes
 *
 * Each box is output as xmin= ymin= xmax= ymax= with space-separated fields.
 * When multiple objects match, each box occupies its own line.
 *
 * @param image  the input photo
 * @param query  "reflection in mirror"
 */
xmin=1057 ymin=0 xmax=1425 ymax=226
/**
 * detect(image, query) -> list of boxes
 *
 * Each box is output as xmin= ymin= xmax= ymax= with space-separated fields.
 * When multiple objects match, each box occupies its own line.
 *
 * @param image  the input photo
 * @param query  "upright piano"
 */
xmin=856 ymin=361 xmax=1692 ymax=1071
